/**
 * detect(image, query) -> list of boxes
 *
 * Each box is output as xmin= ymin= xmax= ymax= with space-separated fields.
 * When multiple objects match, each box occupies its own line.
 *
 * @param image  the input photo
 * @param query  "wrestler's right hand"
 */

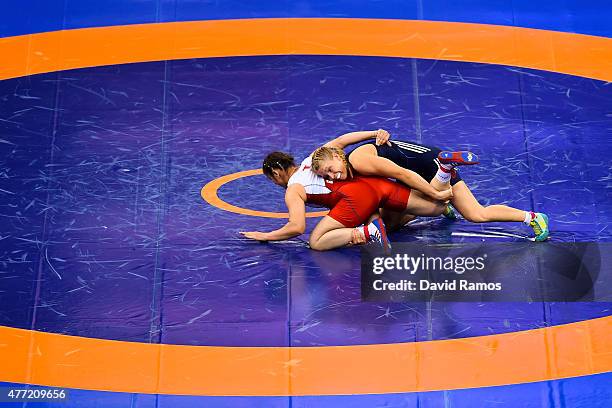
xmin=374 ymin=129 xmax=392 ymax=146
xmin=240 ymin=231 xmax=270 ymax=241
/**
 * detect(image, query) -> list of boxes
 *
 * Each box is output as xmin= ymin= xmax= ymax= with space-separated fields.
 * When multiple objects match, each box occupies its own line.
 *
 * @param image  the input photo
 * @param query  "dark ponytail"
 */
xmin=262 ymin=152 xmax=295 ymax=177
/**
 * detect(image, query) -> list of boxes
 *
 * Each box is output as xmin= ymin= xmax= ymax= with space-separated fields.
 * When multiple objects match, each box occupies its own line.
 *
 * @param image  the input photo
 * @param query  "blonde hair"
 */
xmin=311 ymin=146 xmax=348 ymax=172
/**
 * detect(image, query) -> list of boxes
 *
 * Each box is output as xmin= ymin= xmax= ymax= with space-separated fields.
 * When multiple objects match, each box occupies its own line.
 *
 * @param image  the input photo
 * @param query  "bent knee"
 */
xmin=308 ymin=236 xmax=328 ymax=251
xmin=308 ymin=236 xmax=321 ymax=250
xmin=462 ymin=207 xmax=488 ymax=223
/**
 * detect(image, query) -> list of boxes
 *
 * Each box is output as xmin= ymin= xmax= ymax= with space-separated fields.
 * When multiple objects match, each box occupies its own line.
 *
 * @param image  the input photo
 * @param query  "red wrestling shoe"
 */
xmin=438 ymin=151 xmax=479 ymax=166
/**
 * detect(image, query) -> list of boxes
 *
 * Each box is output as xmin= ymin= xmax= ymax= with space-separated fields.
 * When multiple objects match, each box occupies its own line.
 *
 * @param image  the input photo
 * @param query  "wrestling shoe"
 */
xmin=442 ymin=204 xmax=457 ymax=220
xmin=438 ymin=151 xmax=479 ymax=167
xmin=530 ymin=213 xmax=549 ymax=242
xmin=370 ymin=218 xmax=392 ymax=253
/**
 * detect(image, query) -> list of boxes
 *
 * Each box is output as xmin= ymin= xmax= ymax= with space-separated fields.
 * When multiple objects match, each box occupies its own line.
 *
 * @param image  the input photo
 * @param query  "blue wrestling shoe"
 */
xmin=438 ymin=151 xmax=479 ymax=166
xmin=530 ymin=213 xmax=549 ymax=242
xmin=370 ymin=218 xmax=392 ymax=253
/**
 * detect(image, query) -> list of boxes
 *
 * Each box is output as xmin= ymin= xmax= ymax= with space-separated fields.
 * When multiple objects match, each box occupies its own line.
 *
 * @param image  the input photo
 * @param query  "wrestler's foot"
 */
xmin=442 ymin=204 xmax=457 ymax=220
xmin=529 ymin=212 xmax=549 ymax=242
xmin=370 ymin=218 xmax=392 ymax=253
xmin=438 ymin=151 xmax=479 ymax=167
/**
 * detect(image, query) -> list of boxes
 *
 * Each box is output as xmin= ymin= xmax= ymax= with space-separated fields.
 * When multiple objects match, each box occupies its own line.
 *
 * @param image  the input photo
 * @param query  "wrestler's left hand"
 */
xmin=240 ymin=231 xmax=270 ymax=241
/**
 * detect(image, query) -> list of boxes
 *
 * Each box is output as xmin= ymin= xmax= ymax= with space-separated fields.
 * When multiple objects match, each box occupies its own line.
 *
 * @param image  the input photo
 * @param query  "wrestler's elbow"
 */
xmin=289 ymin=221 xmax=306 ymax=235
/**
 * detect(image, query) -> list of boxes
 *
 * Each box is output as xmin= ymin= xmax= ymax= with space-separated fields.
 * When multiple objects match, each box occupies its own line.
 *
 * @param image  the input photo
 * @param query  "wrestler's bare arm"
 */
xmin=240 ymin=184 xmax=307 ymax=241
xmin=322 ymin=129 xmax=390 ymax=150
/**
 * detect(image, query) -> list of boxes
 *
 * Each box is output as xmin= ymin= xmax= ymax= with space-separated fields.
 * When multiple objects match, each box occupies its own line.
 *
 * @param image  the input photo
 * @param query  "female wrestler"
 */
xmin=310 ymin=136 xmax=550 ymax=241
xmin=240 ymin=130 xmax=450 ymax=250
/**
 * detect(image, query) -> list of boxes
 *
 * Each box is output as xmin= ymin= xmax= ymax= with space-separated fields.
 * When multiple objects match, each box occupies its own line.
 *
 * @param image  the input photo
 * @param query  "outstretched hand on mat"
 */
xmin=240 ymin=231 xmax=270 ymax=241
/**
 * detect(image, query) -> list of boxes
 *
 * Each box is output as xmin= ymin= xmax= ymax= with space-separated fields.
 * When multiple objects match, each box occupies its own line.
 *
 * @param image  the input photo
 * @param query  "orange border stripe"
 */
xmin=0 ymin=19 xmax=611 ymax=82
xmin=201 ymin=169 xmax=328 ymax=218
xmin=0 ymin=316 xmax=610 ymax=396
xmin=2 ymin=18 xmax=611 ymax=397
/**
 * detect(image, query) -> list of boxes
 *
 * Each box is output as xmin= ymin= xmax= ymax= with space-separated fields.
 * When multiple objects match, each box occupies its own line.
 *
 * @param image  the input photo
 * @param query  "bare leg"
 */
xmin=385 ymin=191 xmax=444 ymax=227
xmin=405 ymin=191 xmax=446 ymax=217
xmin=309 ymin=216 xmax=355 ymax=251
xmin=451 ymin=181 xmax=525 ymax=222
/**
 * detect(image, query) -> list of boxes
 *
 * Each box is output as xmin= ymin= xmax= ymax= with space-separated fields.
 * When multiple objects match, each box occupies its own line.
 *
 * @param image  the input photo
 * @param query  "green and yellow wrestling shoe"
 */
xmin=530 ymin=213 xmax=549 ymax=241
xmin=442 ymin=204 xmax=457 ymax=220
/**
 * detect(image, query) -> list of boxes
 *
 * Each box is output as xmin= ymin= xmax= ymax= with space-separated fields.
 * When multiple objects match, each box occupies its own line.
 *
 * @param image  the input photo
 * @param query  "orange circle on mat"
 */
xmin=201 ymin=168 xmax=328 ymax=218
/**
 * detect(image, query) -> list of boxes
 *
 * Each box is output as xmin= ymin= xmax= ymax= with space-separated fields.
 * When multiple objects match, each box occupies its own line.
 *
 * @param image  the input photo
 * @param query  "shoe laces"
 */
xmin=370 ymin=229 xmax=382 ymax=243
